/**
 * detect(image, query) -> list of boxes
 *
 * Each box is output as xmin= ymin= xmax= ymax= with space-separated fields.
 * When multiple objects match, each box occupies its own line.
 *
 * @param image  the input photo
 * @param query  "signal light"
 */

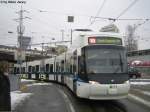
xmin=89 ymin=81 xmax=99 ymax=84
xmin=88 ymin=37 xmax=96 ymax=44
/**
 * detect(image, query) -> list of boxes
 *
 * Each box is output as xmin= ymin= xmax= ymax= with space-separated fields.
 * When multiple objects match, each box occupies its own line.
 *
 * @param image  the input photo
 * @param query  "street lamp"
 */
xmin=61 ymin=29 xmax=64 ymax=41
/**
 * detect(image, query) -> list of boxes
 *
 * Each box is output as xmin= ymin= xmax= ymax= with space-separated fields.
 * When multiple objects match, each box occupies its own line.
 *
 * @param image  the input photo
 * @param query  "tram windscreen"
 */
xmin=85 ymin=46 xmax=128 ymax=74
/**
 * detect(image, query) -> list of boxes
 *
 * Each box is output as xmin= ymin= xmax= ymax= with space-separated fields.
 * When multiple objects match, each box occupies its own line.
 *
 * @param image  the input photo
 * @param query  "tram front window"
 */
xmin=85 ymin=46 xmax=128 ymax=74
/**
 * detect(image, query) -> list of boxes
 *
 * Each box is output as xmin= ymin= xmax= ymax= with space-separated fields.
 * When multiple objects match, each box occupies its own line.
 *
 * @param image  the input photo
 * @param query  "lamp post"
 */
xmin=61 ymin=29 xmax=64 ymax=41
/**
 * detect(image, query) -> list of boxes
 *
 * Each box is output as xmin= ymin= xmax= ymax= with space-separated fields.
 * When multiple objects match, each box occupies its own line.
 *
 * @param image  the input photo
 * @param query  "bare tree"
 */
xmin=125 ymin=25 xmax=138 ymax=51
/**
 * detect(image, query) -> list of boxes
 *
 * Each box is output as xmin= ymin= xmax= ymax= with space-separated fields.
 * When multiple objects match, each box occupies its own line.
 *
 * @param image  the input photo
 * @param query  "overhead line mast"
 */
xmin=15 ymin=6 xmax=30 ymax=49
xmin=14 ymin=5 xmax=30 ymax=73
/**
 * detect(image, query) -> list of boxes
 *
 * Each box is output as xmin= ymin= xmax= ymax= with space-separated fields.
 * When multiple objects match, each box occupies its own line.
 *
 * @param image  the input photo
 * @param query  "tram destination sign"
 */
xmin=88 ymin=37 xmax=122 ymax=45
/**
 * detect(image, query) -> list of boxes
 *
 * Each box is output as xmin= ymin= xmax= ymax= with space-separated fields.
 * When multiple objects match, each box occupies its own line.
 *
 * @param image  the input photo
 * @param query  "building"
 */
xmin=127 ymin=49 xmax=150 ymax=75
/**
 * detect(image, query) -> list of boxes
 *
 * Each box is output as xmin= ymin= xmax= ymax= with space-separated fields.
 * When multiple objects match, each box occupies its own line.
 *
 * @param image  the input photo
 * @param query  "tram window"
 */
xmin=28 ymin=66 xmax=32 ymax=73
xmin=61 ymin=60 xmax=64 ymax=72
xmin=23 ymin=67 xmax=25 ymax=73
xmin=50 ymin=64 xmax=53 ymax=73
xmin=144 ymin=51 xmax=148 ymax=55
xmin=65 ymin=60 xmax=70 ymax=73
xmin=32 ymin=66 xmax=35 ymax=73
xmin=147 ymin=51 xmax=150 ymax=55
xmin=73 ymin=52 xmax=77 ymax=73
xmin=45 ymin=64 xmax=49 ymax=72
xmin=127 ymin=53 xmax=131 ymax=57
xmin=21 ymin=67 xmax=25 ymax=73
xmin=78 ymin=56 xmax=85 ymax=73
xmin=14 ymin=67 xmax=17 ymax=74
xmin=17 ymin=67 xmax=19 ymax=74
xmin=59 ymin=65 xmax=61 ymax=73
xmin=70 ymin=65 xmax=73 ymax=74
xmin=8 ymin=66 xmax=13 ymax=74
xmin=78 ymin=55 xmax=87 ymax=80
xmin=73 ymin=64 xmax=76 ymax=72
xmin=36 ymin=65 xmax=39 ymax=72
xmin=15 ymin=67 xmax=19 ymax=74
xmin=139 ymin=52 xmax=142 ymax=56
xmin=56 ymin=62 xmax=59 ymax=73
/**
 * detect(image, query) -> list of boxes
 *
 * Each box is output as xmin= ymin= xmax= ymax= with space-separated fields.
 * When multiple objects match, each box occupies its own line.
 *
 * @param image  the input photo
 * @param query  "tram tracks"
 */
xmin=56 ymin=83 xmax=127 ymax=112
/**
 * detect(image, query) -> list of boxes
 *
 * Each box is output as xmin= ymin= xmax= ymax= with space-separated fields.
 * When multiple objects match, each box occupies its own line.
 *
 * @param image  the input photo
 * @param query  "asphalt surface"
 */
xmin=58 ymin=84 xmax=150 ymax=112
xmin=14 ymin=82 xmax=69 ymax=112
xmin=13 ymin=80 xmax=150 ymax=112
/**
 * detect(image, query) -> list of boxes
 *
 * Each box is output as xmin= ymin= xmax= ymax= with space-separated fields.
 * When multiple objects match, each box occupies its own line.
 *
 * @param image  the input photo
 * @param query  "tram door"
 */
xmin=61 ymin=60 xmax=65 ymax=84
xmin=73 ymin=50 xmax=78 ymax=93
xmin=55 ymin=62 xmax=59 ymax=81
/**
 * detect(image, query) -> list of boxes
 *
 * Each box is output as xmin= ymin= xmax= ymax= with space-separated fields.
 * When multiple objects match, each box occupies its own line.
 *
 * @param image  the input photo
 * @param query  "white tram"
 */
xmin=14 ymin=31 xmax=130 ymax=100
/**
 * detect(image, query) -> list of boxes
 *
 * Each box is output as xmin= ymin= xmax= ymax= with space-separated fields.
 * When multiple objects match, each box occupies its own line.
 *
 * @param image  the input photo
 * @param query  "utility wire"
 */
xmin=34 ymin=6 xmax=149 ymax=23
xmin=3 ymin=3 xmax=149 ymax=22
xmin=31 ymin=41 xmax=71 ymax=46
xmin=111 ymin=0 xmax=139 ymax=23
xmin=89 ymin=0 xmax=107 ymax=26
xmin=31 ymin=8 xmax=150 ymax=23
xmin=31 ymin=14 xmax=59 ymax=31
xmin=134 ymin=19 xmax=150 ymax=29
xmin=91 ymin=16 xmax=149 ymax=21
xmin=117 ymin=0 xmax=139 ymax=19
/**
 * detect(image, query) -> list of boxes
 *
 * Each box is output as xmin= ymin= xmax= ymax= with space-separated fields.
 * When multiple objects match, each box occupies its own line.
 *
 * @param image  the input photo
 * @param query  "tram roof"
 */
xmin=74 ymin=31 xmax=122 ymax=37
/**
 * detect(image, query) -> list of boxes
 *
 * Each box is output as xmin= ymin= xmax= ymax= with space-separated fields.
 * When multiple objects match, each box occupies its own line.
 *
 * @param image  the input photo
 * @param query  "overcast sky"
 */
xmin=0 ymin=0 xmax=150 ymax=50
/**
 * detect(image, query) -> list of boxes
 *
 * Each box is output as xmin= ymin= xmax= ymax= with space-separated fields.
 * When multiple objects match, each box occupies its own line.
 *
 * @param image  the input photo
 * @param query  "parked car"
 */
xmin=128 ymin=67 xmax=141 ymax=78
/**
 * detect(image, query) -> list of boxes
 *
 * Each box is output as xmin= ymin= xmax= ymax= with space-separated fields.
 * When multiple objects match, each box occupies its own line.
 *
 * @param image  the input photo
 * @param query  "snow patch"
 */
xmin=130 ymin=82 xmax=150 ymax=85
xmin=130 ymin=79 xmax=150 ymax=81
xmin=142 ymin=91 xmax=150 ymax=96
xmin=26 ymin=82 xmax=52 ymax=87
xmin=21 ymin=79 xmax=36 ymax=82
xmin=11 ymin=91 xmax=32 ymax=110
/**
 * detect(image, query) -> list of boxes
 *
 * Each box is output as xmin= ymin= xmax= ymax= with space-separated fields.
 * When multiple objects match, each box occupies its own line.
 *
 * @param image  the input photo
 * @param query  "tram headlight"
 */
xmin=124 ymin=80 xmax=129 ymax=84
xmin=89 ymin=81 xmax=99 ymax=84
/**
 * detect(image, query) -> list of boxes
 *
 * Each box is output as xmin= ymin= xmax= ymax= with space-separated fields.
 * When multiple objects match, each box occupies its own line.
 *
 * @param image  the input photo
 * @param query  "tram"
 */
xmin=14 ymin=31 xmax=130 ymax=100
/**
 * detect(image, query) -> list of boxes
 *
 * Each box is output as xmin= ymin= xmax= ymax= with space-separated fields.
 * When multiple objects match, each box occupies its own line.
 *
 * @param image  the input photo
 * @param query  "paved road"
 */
xmin=58 ymin=84 xmax=150 ymax=112
xmin=14 ymin=83 xmax=69 ymax=112
xmin=13 ymin=80 xmax=150 ymax=112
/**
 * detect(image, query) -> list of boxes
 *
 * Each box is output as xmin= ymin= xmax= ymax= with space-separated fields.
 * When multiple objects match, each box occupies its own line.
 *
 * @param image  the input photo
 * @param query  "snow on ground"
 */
xmin=11 ymin=91 xmax=32 ymax=110
xmin=26 ymin=82 xmax=52 ymax=87
xmin=142 ymin=91 xmax=150 ymax=96
xmin=130 ymin=81 xmax=150 ymax=85
xmin=21 ymin=79 xmax=36 ymax=82
xmin=130 ymin=79 xmax=150 ymax=81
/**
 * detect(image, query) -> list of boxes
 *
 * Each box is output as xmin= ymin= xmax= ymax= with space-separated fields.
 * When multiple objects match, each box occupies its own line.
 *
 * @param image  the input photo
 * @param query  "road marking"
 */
xmin=57 ymin=88 xmax=75 ymax=112
xmin=128 ymin=94 xmax=150 ymax=108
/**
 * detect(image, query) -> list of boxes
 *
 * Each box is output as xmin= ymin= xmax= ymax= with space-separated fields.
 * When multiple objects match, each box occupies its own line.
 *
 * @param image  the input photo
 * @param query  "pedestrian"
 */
xmin=0 ymin=61 xmax=11 ymax=111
